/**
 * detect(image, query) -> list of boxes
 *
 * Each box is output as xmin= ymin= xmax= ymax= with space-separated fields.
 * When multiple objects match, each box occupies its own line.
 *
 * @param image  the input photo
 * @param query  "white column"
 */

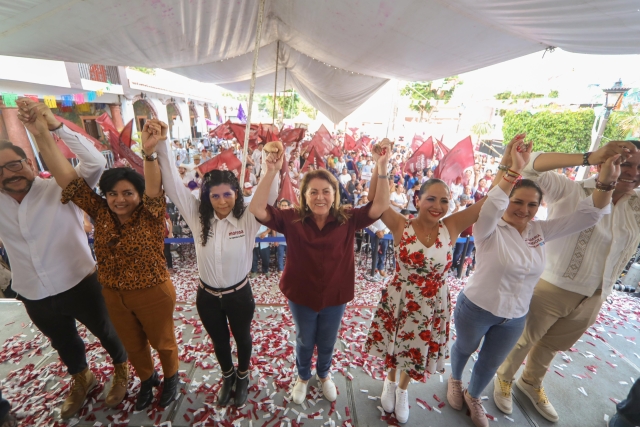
xmin=175 ymin=101 xmax=191 ymax=140
xmin=120 ymin=97 xmax=138 ymax=135
xmin=147 ymin=97 xmax=169 ymax=124
xmin=195 ymin=104 xmax=206 ymax=136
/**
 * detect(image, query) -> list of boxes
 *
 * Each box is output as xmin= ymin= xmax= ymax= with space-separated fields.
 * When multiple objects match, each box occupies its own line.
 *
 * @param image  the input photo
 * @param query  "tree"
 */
xmin=495 ymin=91 xmax=544 ymax=100
xmin=548 ymin=90 xmax=559 ymax=98
xmin=503 ymin=110 xmax=595 ymax=153
xmin=401 ymin=77 xmax=462 ymax=122
xmin=258 ymin=90 xmax=317 ymax=121
xmin=471 ymin=122 xmax=492 ymax=143
xmin=128 ymin=67 xmax=156 ymax=75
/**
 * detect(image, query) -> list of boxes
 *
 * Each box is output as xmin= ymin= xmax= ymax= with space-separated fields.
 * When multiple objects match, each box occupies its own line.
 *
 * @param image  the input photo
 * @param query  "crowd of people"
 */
xmin=0 ymin=97 xmax=639 ymax=427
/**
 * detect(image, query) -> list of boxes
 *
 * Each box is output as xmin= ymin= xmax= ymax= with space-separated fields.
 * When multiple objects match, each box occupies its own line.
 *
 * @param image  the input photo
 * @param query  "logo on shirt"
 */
xmin=525 ymin=234 xmax=544 ymax=248
xmin=228 ymin=230 xmax=246 ymax=239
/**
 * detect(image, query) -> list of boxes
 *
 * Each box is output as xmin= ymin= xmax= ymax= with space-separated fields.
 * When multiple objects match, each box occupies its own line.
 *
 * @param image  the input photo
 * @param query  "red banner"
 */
xmin=411 ymin=134 xmax=424 ymax=152
xmin=196 ymin=148 xmax=242 ymax=177
xmin=344 ymin=133 xmax=358 ymax=151
xmin=95 ymin=114 xmax=144 ymax=174
xmin=279 ymin=128 xmax=306 ymax=146
xmin=278 ymin=168 xmax=300 ymax=207
xmin=433 ymin=138 xmax=450 ymax=161
xmin=403 ymin=136 xmax=433 ymax=174
xmin=54 ymin=115 xmax=105 ymax=153
xmin=434 ymin=136 xmax=474 ymax=185
xmin=300 ymin=146 xmax=326 ymax=172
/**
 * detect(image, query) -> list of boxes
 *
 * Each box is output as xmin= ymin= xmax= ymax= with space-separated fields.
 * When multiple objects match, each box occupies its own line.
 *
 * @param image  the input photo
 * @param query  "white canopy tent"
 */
xmin=1 ymin=0 xmax=640 ymax=124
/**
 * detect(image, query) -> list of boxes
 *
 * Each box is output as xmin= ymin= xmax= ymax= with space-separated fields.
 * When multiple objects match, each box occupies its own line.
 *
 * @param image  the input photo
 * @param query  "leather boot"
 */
xmin=234 ymin=371 xmax=250 ymax=407
xmin=158 ymin=373 xmax=180 ymax=407
xmin=135 ymin=370 xmax=161 ymax=411
xmin=105 ymin=362 xmax=129 ymax=408
xmin=61 ymin=367 xmax=98 ymax=419
xmin=217 ymin=369 xmax=236 ymax=406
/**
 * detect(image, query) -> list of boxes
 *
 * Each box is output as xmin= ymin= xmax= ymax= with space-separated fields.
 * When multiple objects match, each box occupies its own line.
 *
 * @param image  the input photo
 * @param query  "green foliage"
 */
xmin=258 ymin=90 xmax=317 ymax=120
xmin=495 ymin=91 xmax=545 ymax=100
xmin=400 ymin=77 xmax=462 ymax=121
xmin=129 ymin=67 xmax=156 ymax=75
xmin=471 ymin=122 xmax=492 ymax=142
xmin=548 ymin=90 xmax=559 ymax=98
xmin=503 ymin=110 xmax=596 ymax=153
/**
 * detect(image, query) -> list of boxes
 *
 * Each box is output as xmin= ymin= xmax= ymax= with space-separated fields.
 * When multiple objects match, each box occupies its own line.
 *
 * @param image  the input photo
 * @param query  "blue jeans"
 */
xmin=451 ymin=292 xmax=526 ymax=397
xmin=452 ymin=241 xmax=475 ymax=268
xmin=288 ymin=300 xmax=346 ymax=381
xmin=252 ymin=247 xmax=270 ymax=273
xmin=276 ymin=245 xmax=287 ymax=272
xmin=376 ymin=239 xmax=389 ymax=271
xmin=610 ymin=378 xmax=640 ymax=426
xmin=0 ymin=389 xmax=9 ymax=420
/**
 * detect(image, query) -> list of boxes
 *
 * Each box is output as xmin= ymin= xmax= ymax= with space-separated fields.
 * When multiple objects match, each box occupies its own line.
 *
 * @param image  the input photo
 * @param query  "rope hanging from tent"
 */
xmin=239 ymin=0 xmax=267 ymax=187
xmin=272 ymin=40 xmax=279 ymax=125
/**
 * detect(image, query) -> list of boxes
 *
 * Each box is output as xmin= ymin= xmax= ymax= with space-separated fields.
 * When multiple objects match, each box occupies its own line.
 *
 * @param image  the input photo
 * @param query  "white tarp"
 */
xmin=1 ymin=0 xmax=639 ymax=122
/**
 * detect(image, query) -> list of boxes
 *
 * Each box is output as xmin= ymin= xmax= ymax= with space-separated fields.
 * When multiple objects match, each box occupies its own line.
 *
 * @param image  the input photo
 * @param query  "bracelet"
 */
xmin=595 ymin=180 xmax=616 ymax=192
xmin=497 ymin=164 xmax=509 ymax=172
xmin=378 ymin=175 xmax=389 ymax=179
xmin=583 ymin=152 xmax=593 ymax=166
xmin=50 ymin=122 xmax=64 ymax=131
xmin=502 ymin=176 xmax=517 ymax=185
xmin=506 ymin=168 xmax=521 ymax=177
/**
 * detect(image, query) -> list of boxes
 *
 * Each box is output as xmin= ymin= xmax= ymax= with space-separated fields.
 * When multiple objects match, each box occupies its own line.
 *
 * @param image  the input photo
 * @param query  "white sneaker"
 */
xmin=292 ymin=378 xmax=308 ymax=404
xmin=317 ymin=374 xmax=337 ymax=402
xmin=381 ymin=377 xmax=398 ymax=413
xmin=373 ymin=272 xmax=383 ymax=282
xmin=395 ymin=387 xmax=409 ymax=424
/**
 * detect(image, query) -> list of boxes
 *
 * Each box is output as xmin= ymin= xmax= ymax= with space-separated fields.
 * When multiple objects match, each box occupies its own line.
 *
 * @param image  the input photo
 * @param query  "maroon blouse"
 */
xmin=261 ymin=203 xmax=377 ymax=312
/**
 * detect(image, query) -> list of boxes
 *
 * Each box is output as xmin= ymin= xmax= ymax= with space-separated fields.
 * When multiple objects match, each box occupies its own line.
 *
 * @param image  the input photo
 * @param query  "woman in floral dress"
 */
xmin=364 ymin=160 xmax=490 ymax=424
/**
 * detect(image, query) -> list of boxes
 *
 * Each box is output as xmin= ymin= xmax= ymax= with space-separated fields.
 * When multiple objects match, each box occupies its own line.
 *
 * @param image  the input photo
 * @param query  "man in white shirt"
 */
xmin=450 ymin=176 xmax=464 ymax=201
xmin=495 ymin=140 xmax=640 ymax=423
xmin=335 ymin=156 xmax=346 ymax=174
xmin=252 ymin=144 xmax=264 ymax=177
xmin=338 ymin=168 xmax=351 ymax=187
xmin=1 ymin=99 xmax=128 ymax=419
xmin=368 ymin=219 xmax=390 ymax=280
xmin=246 ymin=164 xmax=258 ymax=186
xmin=243 ymin=182 xmax=255 ymax=205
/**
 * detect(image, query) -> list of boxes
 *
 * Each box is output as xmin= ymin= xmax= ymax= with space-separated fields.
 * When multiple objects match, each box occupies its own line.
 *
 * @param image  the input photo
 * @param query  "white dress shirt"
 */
xmin=463 ymin=185 xmax=610 ymax=319
xmin=157 ymin=137 xmax=278 ymax=288
xmin=522 ymin=152 xmax=640 ymax=299
xmin=389 ymin=192 xmax=407 ymax=213
xmin=0 ymin=125 xmax=105 ymax=300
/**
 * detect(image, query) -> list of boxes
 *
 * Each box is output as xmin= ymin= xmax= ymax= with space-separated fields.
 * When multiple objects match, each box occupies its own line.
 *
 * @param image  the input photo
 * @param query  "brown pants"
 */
xmin=102 ymin=279 xmax=179 ymax=381
xmin=497 ymin=279 xmax=603 ymax=388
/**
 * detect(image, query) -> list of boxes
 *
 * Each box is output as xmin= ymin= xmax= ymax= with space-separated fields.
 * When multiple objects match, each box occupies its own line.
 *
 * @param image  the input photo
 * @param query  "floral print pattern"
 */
xmin=365 ymin=220 xmax=453 ymax=381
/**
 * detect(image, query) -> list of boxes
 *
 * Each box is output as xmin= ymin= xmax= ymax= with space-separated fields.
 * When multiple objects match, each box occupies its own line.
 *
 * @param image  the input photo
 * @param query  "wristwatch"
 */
xmin=582 ymin=152 xmax=592 ymax=166
xmin=141 ymin=151 xmax=158 ymax=161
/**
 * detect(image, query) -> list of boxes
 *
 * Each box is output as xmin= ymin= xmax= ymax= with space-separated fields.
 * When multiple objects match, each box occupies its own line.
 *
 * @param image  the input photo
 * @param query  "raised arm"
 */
xmin=249 ymin=141 xmax=284 ymax=223
xmin=141 ymin=119 xmax=168 ymax=198
xmin=368 ymin=140 xmax=392 ymax=219
xmin=528 ymin=140 xmax=636 ymax=173
xmin=17 ymin=98 xmax=79 ymax=189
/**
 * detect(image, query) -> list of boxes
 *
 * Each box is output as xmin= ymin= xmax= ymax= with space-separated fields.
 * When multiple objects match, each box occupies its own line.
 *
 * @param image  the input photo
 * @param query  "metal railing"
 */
xmin=78 ymin=63 xmax=121 ymax=85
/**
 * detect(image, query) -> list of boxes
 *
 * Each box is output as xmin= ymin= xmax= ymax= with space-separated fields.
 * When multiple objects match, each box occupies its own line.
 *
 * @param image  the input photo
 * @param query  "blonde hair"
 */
xmin=295 ymin=169 xmax=351 ymax=225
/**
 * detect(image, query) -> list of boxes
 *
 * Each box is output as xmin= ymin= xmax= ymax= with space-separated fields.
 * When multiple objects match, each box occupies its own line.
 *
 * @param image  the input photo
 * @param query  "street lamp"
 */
xmin=576 ymin=79 xmax=630 ymax=180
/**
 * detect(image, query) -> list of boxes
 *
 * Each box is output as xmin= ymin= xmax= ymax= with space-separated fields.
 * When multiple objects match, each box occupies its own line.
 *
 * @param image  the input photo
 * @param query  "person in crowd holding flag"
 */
xmin=153 ymin=132 xmax=279 ymax=408
xmin=364 ymin=143 xmax=489 ymax=424
xmin=494 ymin=138 xmax=640 ymax=423
xmin=250 ymin=140 xmax=392 ymax=406
xmin=447 ymin=136 xmax=616 ymax=427
xmin=41 ymin=117 xmax=182 ymax=411
xmin=7 ymin=98 xmax=128 ymax=419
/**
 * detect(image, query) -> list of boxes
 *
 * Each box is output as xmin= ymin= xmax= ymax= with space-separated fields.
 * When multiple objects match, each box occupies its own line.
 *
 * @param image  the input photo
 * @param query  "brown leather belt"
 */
xmin=199 ymin=276 xmax=248 ymax=298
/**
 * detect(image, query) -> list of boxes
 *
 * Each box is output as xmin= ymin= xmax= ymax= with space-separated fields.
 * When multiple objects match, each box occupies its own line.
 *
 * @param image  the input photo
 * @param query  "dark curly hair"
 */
xmin=199 ymin=170 xmax=245 ymax=246
xmin=98 ymin=167 xmax=145 ymax=197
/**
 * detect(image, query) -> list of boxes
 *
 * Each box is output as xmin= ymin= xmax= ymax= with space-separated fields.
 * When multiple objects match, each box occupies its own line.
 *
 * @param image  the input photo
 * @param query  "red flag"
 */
xmin=307 ymin=124 xmax=338 ymax=157
xmin=433 ymin=138 xmax=450 ymax=161
xmin=348 ymin=127 xmax=359 ymax=135
xmin=434 ymin=136 xmax=475 ymax=185
xmin=95 ymin=114 xmax=144 ymax=174
xmin=278 ymin=169 xmax=300 ymax=207
xmin=300 ymin=146 xmax=325 ymax=172
xmin=228 ymin=123 xmax=260 ymax=151
xmin=357 ymin=136 xmax=372 ymax=153
xmin=344 ymin=134 xmax=358 ymax=151
xmin=410 ymin=134 xmax=424 ymax=152
xmin=54 ymin=115 xmax=104 ymax=152
xmin=403 ymin=137 xmax=433 ymax=174
xmin=210 ymin=120 xmax=234 ymax=139
xmin=197 ymin=148 xmax=242 ymax=177
xmin=279 ymin=128 xmax=306 ymax=146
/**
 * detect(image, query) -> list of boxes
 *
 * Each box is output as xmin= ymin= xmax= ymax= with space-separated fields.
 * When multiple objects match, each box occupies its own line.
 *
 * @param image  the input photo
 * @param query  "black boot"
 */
xmin=217 ymin=369 xmax=236 ymax=406
xmin=234 ymin=371 xmax=250 ymax=407
xmin=158 ymin=373 xmax=180 ymax=407
xmin=136 ymin=371 xmax=161 ymax=411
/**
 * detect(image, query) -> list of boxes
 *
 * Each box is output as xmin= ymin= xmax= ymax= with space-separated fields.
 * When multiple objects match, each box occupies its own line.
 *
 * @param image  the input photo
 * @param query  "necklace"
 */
xmin=417 ymin=221 xmax=439 ymax=244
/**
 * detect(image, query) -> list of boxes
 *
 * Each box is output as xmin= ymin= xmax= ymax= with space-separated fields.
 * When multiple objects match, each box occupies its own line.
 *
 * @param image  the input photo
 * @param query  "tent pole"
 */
xmin=272 ymin=40 xmax=279 ymax=125
xmin=239 ymin=0 xmax=267 ymax=187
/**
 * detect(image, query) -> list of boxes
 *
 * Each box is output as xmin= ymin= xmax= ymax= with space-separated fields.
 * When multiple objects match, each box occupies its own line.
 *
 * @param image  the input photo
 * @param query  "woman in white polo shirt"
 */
xmin=153 ymin=136 xmax=279 ymax=408
xmin=446 ymin=138 xmax=619 ymax=427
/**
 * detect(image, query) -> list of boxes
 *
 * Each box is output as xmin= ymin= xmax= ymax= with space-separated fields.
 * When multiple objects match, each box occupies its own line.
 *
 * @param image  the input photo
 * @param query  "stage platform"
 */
xmin=1 ymin=283 xmax=639 ymax=427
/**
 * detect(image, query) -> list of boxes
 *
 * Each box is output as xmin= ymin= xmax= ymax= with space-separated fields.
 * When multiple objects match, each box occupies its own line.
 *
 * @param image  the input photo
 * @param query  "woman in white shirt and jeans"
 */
xmin=446 ymin=136 xmax=619 ymax=427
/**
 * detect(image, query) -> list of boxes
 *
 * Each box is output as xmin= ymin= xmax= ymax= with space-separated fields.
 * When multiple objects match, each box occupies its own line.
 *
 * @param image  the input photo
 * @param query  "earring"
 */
xmin=305 ymin=205 xmax=310 ymax=211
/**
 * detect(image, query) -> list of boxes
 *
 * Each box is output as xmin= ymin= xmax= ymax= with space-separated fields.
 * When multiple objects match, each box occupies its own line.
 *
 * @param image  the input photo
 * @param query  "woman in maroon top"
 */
xmin=250 ymin=140 xmax=392 ymax=405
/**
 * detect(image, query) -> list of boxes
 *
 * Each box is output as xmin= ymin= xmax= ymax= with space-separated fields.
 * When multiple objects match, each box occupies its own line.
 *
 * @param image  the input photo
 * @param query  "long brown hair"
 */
xmin=295 ymin=169 xmax=351 ymax=225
